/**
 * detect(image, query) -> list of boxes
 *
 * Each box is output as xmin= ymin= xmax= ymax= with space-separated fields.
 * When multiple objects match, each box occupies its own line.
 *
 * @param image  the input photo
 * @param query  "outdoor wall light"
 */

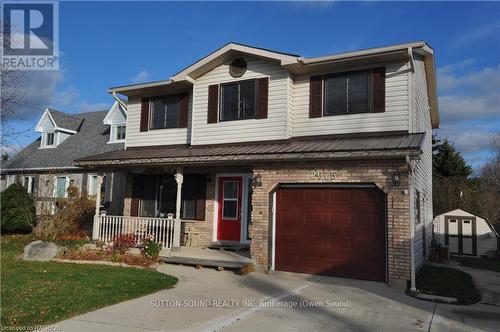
xmin=252 ymin=174 xmax=262 ymax=188
xmin=393 ymin=170 xmax=401 ymax=187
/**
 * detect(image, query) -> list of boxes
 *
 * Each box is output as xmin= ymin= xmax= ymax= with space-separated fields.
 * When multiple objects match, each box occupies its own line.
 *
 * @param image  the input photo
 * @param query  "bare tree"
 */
xmin=0 ymin=22 xmax=28 ymax=148
xmin=481 ymin=133 xmax=500 ymax=190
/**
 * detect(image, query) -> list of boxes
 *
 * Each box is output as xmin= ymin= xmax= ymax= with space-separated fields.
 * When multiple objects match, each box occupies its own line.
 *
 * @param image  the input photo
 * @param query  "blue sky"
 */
xmin=6 ymin=1 xmax=500 ymax=170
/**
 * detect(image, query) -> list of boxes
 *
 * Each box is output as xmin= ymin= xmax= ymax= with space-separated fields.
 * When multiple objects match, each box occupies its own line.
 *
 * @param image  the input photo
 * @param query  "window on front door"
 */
xmin=150 ymin=96 xmax=179 ymax=129
xmin=220 ymin=80 xmax=256 ymax=121
xmin=324 ymin=70 xmax=370 ymax=115
xmin=222 ymin=181 xmax=239 ymax=219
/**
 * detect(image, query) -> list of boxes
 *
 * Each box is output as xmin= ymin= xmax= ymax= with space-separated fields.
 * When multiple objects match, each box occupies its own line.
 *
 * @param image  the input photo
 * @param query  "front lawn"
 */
xmin=1 ymin=235 xmax=177 ymax=328
xmin=416 ymin=264 xmax=481 ymax=304
xmin=457 ymin=257 xmax=500 ymax=273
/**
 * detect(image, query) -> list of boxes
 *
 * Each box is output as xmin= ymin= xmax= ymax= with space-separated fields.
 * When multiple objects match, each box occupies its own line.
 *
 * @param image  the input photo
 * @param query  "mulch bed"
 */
xmin=61 ymin=249 xmax=157 ymax=267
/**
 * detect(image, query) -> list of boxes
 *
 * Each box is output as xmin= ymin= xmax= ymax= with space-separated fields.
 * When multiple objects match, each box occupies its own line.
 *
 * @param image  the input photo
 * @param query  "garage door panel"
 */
xmin=276 ymin=186 xmax=386 ymax=282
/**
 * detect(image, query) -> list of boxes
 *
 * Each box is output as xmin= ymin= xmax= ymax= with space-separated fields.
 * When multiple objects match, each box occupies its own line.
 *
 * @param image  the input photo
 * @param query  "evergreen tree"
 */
xmin=432 ymin=136 xmax=472 ymax=178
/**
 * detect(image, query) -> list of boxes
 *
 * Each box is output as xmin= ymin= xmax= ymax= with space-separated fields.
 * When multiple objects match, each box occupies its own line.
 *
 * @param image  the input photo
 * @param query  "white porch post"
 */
xmin=92 ymin=174 xmax=103 ymax=240
xmin=173 ymin=167 xmax=183 ymax=247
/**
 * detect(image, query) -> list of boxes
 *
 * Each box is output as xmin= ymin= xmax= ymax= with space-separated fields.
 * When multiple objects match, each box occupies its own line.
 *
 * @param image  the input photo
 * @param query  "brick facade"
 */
xmin=249 ymin=159 xmax=411 ymax=287
xmin=119 ymin=160 xmax=411 ymax=287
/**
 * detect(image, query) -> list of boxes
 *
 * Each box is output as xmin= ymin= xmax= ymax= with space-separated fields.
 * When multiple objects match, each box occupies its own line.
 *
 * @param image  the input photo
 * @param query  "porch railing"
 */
xmin=92 ymin=215 xmax=176 ymax=250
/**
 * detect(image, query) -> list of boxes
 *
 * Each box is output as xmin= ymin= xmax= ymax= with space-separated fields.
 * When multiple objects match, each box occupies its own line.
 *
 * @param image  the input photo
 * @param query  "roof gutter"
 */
xmin=1 ymin=166 xmax=81 ymax=173
xmin=298 ymin=41 xmax=427 ymax=66
xmin=107 ymin=79 xmax=174 ymax=94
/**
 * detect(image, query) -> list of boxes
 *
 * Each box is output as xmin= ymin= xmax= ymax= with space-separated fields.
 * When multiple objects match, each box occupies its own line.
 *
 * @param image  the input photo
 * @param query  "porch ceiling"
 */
xmin=74 ymin=132 xmax=424 ymax=168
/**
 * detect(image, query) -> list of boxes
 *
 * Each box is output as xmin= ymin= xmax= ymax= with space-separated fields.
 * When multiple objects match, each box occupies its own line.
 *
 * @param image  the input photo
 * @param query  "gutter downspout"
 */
xmin=407 ymin=155 xmax=417 ymax=294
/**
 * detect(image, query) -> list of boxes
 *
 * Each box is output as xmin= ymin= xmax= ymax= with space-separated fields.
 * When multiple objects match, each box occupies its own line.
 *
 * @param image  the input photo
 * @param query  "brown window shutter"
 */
xmin=140 ymin=98 xmax=150 ymax=131
xmin=178 ymin=93 xmax=189 ymax=128
xmin=371 ymin=67 xmax=385 ymax=113
xmin=195 ymin=176 xmax=207 ymax=221
xmin=130 ymin=175 xmax=142 ymax=217
xmin=207 ymin=84 xmax=219 ymax=123
xmin=309 ymin=75 xmax=323 ymax=118
xmin=256 ymin=77 xmax=269 ymax=119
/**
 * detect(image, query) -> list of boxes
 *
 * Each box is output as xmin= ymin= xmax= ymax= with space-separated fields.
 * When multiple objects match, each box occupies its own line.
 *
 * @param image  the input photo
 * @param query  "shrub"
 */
xmin=112 ymin=234 xmax=136 ymax=254
xmin=41 ymin=190 xmax=95 ymax=240
xmin=142 ymin=236 xmax=161 ymax=259
xmin=0 ymin=183 xmax=36 ymax=233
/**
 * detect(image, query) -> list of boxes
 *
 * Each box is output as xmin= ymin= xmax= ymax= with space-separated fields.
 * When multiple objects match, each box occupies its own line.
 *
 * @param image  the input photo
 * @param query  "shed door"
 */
xmin=275 ymin=186 xmax=386 ymax=282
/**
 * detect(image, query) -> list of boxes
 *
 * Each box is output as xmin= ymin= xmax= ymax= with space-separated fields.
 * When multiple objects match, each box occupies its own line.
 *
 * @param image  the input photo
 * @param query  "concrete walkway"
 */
xmin=53 ymin=264 xmax=500 ymax=332
xmin=447 ymin=261 xmax=500 ymax=306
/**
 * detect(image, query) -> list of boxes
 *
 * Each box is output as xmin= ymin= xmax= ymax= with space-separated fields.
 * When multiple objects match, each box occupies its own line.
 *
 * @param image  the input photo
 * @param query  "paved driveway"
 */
xmin=54 ymin=264 xmax=500 ymax=332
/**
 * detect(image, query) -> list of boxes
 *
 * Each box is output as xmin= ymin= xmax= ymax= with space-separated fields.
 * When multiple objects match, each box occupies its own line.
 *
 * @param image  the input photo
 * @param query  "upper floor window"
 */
xmin=309 ymin=67 xmax=385 ymax=118
xmin=220 ymin=79 xmax=256 ymax=121
xmin=46 ymin=133 xmax=55 ymax=146
xmin=324 ymin=70 xmax=370 ymax=115
xmin=150 ymin=96 xmax=179 ymax=129
xmin=116 ymin=125 xmax=126 ymax=141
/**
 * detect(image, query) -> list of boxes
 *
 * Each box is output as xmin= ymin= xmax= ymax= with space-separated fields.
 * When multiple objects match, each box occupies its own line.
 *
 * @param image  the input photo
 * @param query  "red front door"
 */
xmin=217 ymin=177 xmax=242 ymax=241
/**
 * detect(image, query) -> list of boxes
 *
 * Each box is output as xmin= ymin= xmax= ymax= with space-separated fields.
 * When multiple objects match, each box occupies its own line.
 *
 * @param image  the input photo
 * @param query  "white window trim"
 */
xmin=108 ymin=124 xmax=126 ymax=144
xmin=87 ymin=174 xmax=99 ymax=196
xmin=53 ymin=176 xmax=70 ymax=198
xmin=23 ymin=176 xmax=35 ymax=194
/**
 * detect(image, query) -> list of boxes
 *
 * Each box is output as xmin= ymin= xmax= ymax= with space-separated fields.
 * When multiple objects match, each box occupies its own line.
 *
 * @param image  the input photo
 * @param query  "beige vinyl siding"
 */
xmin=433 ymin=210 xmax=498 ymax=257
xmin=291 ymin=62 xmax=410 ymax=137
xmin=191 ymin=56 xmax=289 ymax=145
xmin=286 ymin=75 xmax=294 ymax=138
xmin=125 ymin=93 xmax=192 ymax=147
xmin=411 ymin=54 xmax=433 ymax=269
xmin=40 ymin=114 xmax=55 ymax=131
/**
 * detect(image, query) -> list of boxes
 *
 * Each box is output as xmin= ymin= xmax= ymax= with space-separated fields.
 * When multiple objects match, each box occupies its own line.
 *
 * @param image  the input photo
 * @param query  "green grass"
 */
xmin=457 ymin=257 xmax=500 ymax=273
xmin=1 ymin=235 xmax=177 ymax=328
xmin=416 ymin=264 xmax=481 ymax=305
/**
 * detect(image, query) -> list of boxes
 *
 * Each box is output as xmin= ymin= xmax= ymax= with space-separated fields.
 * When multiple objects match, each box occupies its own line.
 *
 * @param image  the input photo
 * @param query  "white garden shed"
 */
xmin=433 ymin=209 xmax=499 ymax=257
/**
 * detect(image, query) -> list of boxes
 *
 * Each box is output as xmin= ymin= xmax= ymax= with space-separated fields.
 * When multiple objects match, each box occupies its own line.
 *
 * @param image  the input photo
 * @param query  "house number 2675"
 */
xmin=311 ymin=170 xmax=337 ymax=180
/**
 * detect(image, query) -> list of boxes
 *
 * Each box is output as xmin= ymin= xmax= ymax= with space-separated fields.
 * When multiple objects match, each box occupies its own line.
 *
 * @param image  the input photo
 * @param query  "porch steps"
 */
xmin=163 ymin=256 xmax=254 ymax=275
xmin=207 ymin=241 xmax=250 ymax=252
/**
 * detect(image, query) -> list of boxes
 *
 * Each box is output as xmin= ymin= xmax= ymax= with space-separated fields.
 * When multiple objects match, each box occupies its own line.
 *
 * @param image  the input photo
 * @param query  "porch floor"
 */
xmin=164 ymin=247 xmax=253 ymax=272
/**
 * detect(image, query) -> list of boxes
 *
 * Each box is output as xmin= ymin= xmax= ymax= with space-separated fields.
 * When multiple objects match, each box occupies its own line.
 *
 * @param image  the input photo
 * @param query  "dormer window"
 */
xmin=115 ymin=125 xmax=126 ymax=141
xmin=46 ymin=133 xmax=55 ymax=146
xmin=104 ymin=100 xmax=128 ymax=143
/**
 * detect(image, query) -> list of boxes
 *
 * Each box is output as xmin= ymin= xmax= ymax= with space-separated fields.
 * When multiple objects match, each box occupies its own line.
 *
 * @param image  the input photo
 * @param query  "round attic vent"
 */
xmin=229 ymin=58 xmax=247 ymax=78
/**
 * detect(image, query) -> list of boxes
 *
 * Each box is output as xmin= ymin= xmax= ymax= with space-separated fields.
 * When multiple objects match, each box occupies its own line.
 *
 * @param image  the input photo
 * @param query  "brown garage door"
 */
xmin=275 ymin=186 xmax=386 ymax=281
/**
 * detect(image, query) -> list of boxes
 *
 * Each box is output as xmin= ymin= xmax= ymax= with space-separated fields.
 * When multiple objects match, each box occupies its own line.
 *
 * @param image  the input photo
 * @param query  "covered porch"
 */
xmin=90 ymin=165 xmax=255 ymax=255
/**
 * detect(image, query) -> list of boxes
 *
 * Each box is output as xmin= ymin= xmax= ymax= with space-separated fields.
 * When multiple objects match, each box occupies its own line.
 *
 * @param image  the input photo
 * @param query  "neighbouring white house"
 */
xmin=0 ymin=104 xmax=126 ymax=216
xmin=433 ymin=209 xmax=499 ymax=257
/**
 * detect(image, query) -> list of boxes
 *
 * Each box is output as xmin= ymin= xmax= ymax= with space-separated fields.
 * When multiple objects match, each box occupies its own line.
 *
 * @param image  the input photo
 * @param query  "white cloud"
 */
xmin=436 ymin=61 xmax=500 ymax=169
xmin=130 ymin=70 xmax=152 ymax=83
xmin=451 ymin=20 xmax=500 ymax=47
xmin=437 ymin=64 xmax=500 ymax=123
xmin=437 ymin=58 xmax=475 ymax=75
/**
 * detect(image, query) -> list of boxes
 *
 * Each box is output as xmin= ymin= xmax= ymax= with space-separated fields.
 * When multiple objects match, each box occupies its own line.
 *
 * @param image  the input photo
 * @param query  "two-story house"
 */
xmin=1 ymin=103 xmax=126 ymax=216
xmin=76 ymin=41 xmax=439 ymax=290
